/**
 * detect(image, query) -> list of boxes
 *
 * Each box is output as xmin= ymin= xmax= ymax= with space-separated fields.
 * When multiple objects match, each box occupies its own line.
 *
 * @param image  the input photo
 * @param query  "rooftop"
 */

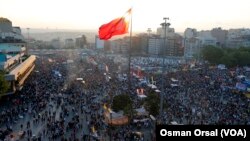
xmin=0 ymin=17 xmax=11 ymax=23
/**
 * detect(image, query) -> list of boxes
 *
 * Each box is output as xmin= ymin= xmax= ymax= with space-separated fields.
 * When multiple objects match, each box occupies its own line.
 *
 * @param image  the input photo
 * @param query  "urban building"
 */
xmin=156 ymin=25 xmax=184 ymax=56
xmin=157 ymin=26 xmax=175 ymax=38
xmin=227 ymin=28 xmax=250 ymax=48
xmin=136 ymin=33 xmax=148 ymax=55
xmin=184 ymin=37 xmax=202 ymax=58
xmin=197 ymin=30 xmax=217 ymax=46
xmin=211 ymin=27 xmax=228 ymax=47
xmin=148 ymin=35 xmax=162 ymax=55
xmin=183 ymin=28 xmax=201 ymax=59
xmin=95 ymin=35 xmax=104 ymax=49
xmin=64 ymin=38 xmax=74 ymax=48
xmin=109 ymin=34 xmax=148 ymax=55
xmin=166 ymin=34 xmax=184 ymax=56
xmin=109 ymin=37 xmax=129 ymax=54
xmin=50 ymin=38 xmax=61 ymax=48
xmin=0 ymin=17 xmax=24 ymax=43
xmin=0 ymin=17 xmax=36 ymax=95
xmin=184 ymin=28 xmax=197 ymax=38
xmin=0 ymin=17 xmax=12 ymax=32
xmin=75 ymin=35 xmax=87 ymax=48
xmin=109 ymin=39 xmax=121 ymax=53
xmin=120 ymin=37 xmax=129 ymax=54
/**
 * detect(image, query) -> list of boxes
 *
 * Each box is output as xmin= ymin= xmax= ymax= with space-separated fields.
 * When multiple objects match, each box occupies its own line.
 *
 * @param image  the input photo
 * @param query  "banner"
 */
xmin=235 ymin=82 xmax=246 ymax=91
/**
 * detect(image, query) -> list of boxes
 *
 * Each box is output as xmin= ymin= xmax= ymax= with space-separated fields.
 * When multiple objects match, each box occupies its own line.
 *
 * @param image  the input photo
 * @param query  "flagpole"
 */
xmin=128 ymin=8 xmax=132 ymax=90
xmin=128 ymin=7 xmax=133 ymax=122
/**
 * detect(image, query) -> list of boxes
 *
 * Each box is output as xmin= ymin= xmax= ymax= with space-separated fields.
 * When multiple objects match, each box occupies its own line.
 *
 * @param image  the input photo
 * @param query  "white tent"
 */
xmin=170 ymin=121 xmax=183 ymax=125
xmin=76 ymin=78 xmax=83 ymax=81
xmin=171 ymin=121 xmax=178 ymax=125
xmin=137 ymin=94 xmax=147 ymax=99
xmin=171 ymin=78 xmax=178 ymax=82
xmin=155 ymin=89 xmax=161 ymax=93
xmin=171 ymin=84 xmax=179 ymax=87
xmin=133 ymin=118 xmax=150 ymax=123
xmin=237 ymin=75 xmax=246 ymax=79
xmin=147 ymin=84 xmax=157 ymax=89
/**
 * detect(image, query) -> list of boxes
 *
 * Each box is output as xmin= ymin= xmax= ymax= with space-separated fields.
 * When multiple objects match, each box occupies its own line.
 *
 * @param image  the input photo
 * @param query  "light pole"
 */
xmin=147 ymin=28 xmax=152 ymax=54
xmin=27 ymin=28 xmax=30 ymax=41
xmin=26 ymin=28 xmax=30 ymax=55
xmin=159 ymin=17 xmax=170 ymax=123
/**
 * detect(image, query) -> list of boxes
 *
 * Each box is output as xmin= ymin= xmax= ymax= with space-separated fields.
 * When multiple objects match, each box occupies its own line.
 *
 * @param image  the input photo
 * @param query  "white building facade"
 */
xmin=0 ymin=17 xmax=36 ymax=95
xmin=148 ymin=37 xmax=162 ymax=55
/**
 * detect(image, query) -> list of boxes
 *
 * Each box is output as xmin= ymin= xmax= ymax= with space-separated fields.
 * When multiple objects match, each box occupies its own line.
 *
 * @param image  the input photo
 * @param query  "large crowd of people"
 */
xmin=161 ymin=67 xmax=250 ymax=125
xmin=0 ymin=50 xmax=249 ymax=141
xmin=0 ymin=51 xmax=150 ymax=141
xmin=131 ymin=56 xmax=250 ymax=125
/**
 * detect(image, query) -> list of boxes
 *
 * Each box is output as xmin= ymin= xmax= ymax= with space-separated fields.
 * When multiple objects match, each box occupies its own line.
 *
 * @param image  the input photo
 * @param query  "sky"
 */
xmin=0 ymin=0 xmax=250 ymax=33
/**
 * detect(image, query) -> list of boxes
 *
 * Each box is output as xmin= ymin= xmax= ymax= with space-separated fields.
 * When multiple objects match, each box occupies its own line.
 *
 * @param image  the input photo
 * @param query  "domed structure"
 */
xmin=0 ymin=17 xmax=13 ymax=32
xmin=0 ymin=17 xmax=11 ymax=23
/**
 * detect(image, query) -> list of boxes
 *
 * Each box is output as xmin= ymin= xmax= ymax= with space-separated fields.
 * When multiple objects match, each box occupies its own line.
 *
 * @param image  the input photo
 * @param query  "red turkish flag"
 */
xmin=98 ymin=8 xmax=131 ymax=40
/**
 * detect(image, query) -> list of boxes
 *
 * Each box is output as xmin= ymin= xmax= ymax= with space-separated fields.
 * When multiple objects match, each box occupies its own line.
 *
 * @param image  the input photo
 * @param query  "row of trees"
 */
xmin=201 ymin=45 xmax=250 ymax=68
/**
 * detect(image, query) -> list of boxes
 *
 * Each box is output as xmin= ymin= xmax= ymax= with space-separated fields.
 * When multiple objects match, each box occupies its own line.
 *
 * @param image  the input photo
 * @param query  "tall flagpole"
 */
xmin=128 ymin=7 xmax=133 ymax=121
xmin=128 ymin=7 xmax=132 ymax=90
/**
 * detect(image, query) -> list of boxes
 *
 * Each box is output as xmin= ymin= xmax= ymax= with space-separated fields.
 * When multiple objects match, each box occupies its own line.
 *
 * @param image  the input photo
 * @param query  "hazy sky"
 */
xmin=0 ymin=0 xmax=249 ymax=33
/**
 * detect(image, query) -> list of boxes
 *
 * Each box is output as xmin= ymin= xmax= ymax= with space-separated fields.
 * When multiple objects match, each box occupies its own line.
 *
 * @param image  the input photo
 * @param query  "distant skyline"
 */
xmin=0 ymin=0 xmax=250 ymax=33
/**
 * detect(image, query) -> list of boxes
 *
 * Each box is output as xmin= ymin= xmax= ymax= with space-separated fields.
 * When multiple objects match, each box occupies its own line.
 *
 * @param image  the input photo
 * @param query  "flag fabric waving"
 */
xmin=99 ymin=8 xmax=131 ymax=40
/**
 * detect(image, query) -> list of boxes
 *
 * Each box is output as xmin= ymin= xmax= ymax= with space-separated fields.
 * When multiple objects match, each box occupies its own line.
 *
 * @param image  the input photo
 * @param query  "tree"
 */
xmin=201 ymin=45 xmax=223 ymax=64
xmin=233 ymin=51 xmax=250 ymax=67
xmin=144 ymin=92 xmax=160 ymax=116
xmin=238 ymin=46 xmax=250 ymax=53
xmin=201 ymin=46 xmax=250 ymax=68
xmin=219 ymin=53 xmax=236 ymax=68
xmin=112 ymin=94 xmax=132 ymax=115
xmin=0 ymin=71 xmax=9 ymax=98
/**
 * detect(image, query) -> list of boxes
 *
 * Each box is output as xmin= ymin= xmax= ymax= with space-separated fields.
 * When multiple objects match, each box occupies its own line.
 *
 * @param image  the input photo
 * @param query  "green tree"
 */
xmin=0 ymin=71 xmax=9 ymax=98
xmin=233 ymin=51 xmax=250 ymax=67
xmin=144 ymin=92 xmax=160 ymax=116
xmin=201 ymin=45 xmax=223 ymax=64
xmin=238 ymin=46 xmax=250 ymax=53
xmin=112 ymin=94 xmax=132 ymax=114
xmin=219 ymin=53 xmax=236 ymax=68
xmin=202 ymin=46 xmax=250 ymax=68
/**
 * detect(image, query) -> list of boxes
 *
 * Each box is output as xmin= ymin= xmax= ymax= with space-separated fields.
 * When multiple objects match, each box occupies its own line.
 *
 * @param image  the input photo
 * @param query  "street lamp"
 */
xmin=159 ymin=17 xmax=170 ymax=124
xmin=147 ymin=28 xmax=152 ymax=54
xmin=26 ymin=28 xmax=30 ymax=55
xmin=27 ymin=28 xmax=30 ymax=41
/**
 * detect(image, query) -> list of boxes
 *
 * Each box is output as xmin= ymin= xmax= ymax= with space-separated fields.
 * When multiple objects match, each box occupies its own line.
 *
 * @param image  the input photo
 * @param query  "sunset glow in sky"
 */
xmin=0 ymin=0 xmax=249 ymax=32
